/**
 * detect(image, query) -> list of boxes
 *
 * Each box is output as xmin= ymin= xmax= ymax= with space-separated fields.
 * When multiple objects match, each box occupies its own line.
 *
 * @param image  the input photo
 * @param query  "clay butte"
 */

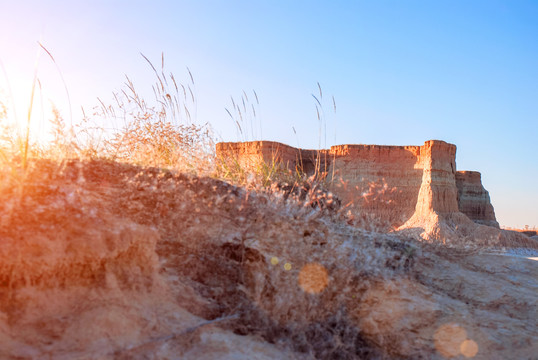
xmin=216 ymin=140 xmax=499 ymax=230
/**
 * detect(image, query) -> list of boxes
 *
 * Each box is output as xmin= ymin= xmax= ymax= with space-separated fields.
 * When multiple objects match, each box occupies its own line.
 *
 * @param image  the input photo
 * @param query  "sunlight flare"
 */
xmin=298 ymin=262 xmax=328 ymax=294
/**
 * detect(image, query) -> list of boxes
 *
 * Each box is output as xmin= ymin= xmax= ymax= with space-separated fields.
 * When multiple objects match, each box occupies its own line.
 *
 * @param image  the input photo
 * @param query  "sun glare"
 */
xmin=0 ymin=82 xmax=58 ymax=148
xmin=1 ymin=43 xmax=73 ymax=151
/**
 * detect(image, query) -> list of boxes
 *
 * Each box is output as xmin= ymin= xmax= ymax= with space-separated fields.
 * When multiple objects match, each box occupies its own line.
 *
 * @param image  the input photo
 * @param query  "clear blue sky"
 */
xmin=1 ymin=0 xmax=537 ymax=228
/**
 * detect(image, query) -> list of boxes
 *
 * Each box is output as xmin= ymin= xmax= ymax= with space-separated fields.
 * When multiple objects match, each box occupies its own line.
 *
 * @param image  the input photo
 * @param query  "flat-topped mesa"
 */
xmin=216 ymin=139 xmax=499 ymax=229
xmin=216 ymin=141 xmax=324 ymax=174
xmin=456 ymin=171 xmax=500 ymax=228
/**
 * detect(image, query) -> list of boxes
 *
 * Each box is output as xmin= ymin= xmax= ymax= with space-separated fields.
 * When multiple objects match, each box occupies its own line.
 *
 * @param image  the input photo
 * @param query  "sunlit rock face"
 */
xmin=327 ymin=143 xmax=423 ymax=228
xmin=216 ymin=139 xmax=498 ymax=230
xmin=215 ymin=139 xmax=534 ymax=248
xmin=413 ymin=140 xmax=459 ymax=216
xmin=456 ymin=171 xmax=500 ymax=228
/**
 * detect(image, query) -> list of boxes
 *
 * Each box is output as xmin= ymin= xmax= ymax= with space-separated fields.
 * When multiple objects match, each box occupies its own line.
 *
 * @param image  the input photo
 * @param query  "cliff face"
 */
xmin=216 ymin=140 xmax=498 ymax=230
xmin=327 ymin=144 xmax=422 ymax=227
xmin=413 ymin=140 xmax=459 ymax=216
xmin=216 ymin=141 xmax=321 ymax=175
xmin=456 ymin=171 xmax=499 ymax=228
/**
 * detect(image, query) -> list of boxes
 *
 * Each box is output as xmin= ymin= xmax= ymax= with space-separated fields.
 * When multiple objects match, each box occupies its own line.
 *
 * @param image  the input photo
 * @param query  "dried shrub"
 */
xmin=80 ymin=55 xmax=215 ymax=174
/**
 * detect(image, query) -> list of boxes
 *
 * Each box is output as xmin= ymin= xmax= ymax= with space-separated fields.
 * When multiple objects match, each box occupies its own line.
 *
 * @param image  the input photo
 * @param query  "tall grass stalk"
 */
xmin=22 ymin=54 xmax=40 ymax=170
xmin=86 ymin=53 xmax=214 ymax=173
xmin=39 ymin=42 xmax=73 ymax=130
xmin=226 ymin=89 xmax=261 ymax=142
xmin=310 ymin=83 xmax=338 ymax=183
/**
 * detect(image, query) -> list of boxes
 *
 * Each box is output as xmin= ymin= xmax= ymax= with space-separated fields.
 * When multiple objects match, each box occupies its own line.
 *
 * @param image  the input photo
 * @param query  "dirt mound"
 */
xmin=0 ymin=159 xmax=536 ymax=359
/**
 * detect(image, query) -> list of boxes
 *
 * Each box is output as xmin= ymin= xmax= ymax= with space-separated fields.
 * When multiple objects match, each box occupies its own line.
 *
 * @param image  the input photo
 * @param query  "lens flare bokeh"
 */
xmin=298 ymin=262 xmax=328 ymax=294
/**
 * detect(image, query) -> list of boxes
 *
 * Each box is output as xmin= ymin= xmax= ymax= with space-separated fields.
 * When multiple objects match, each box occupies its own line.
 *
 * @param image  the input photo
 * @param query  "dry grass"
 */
xmin=0 ymin=156 xmax=423 ymax=358
xmin=1 ymin=157 xmax=535 ymax=359
xmin=83 ymin=55 xmax=215 ymax=174
xmin=226 ymin=89 xmax=261 ymax=142
xmin=1 ymin=52 xmax=536 ymax=359
xmin=0 ymin=53 xmax=215 ymax=184
xmin=61 ymin=159 xmax=409 ymax=358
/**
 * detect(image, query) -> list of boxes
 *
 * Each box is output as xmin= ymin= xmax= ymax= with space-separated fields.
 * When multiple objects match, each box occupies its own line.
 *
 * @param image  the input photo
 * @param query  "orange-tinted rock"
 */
xmin=216 ymin=139 xmax=499 ymax=230
xmin=326 ymin=143 xmax=423 ymax=227
xmin=413 ymin=140 xmax=459 ymax=216
xmin=216 ymin=141 xmax=321 ymax=174
xmin=456 ymin=171 xmax=499 ymax=228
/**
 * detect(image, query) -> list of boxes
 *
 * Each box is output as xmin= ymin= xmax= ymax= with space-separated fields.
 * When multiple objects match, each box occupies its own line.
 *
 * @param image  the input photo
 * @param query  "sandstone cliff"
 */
xmin=326 ymin=143 xmax=423 ymax=228
xmin=217 ymin=140 xmax=492 ymax=228
xmin=456 ymin=171 xmax=499 ymax=228
xmin=216 ymin=139 xmax=536 ymax=248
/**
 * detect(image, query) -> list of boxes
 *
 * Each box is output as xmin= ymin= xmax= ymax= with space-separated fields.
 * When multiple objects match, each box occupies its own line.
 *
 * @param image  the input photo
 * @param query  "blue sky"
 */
xmin=0 ymin=0 xmax=537 ymax=228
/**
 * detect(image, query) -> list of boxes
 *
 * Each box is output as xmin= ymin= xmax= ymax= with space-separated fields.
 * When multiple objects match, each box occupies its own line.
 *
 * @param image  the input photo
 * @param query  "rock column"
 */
xmin=456 ymin=171 xmax=499 ymax=228
xmin=413 ymin=140 xmax=459 ymax=217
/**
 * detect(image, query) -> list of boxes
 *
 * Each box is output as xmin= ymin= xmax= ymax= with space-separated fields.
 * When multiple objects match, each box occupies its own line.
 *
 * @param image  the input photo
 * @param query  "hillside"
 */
xmin=0 ymin=158 xmax=536 ymax=359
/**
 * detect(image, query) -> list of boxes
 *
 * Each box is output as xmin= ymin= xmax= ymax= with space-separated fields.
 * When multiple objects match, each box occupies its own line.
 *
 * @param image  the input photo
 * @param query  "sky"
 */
xmin=0 ymin=0 xmax=536 ymax=228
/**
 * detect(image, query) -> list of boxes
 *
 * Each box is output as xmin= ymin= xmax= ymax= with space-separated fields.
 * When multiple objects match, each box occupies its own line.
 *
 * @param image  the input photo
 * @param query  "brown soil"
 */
xmin=0 ymin=159 xmax=536 ymax=359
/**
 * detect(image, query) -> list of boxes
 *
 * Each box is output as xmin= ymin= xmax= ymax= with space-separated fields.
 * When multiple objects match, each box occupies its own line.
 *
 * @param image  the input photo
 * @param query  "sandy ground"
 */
xmin=0 ymin=159 xmax=536 ymax=359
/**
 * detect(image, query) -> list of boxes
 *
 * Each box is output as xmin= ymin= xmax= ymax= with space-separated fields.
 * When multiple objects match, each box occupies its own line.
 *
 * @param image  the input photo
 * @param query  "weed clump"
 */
xmin=85 ymin=55 xmax=215 ymax=174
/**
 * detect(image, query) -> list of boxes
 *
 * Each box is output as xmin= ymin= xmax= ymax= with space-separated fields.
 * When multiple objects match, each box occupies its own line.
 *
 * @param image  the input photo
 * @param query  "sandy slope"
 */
xmin=0 ymin=159 xmax=536 ymax=359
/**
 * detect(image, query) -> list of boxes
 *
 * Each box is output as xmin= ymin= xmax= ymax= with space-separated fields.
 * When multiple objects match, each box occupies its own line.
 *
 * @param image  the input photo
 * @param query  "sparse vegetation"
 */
xmin=1 ymin=53 xmax=537 ymax=359
xmin=83 ymin=54 xmax=215 ymax=174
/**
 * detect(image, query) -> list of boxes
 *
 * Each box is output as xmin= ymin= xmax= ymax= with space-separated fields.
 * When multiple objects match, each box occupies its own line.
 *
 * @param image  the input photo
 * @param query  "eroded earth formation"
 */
xmin=217 ymin=140 xmax=532 ymax=247
xmin=0 ymin=144 xmax=536 ymax=359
